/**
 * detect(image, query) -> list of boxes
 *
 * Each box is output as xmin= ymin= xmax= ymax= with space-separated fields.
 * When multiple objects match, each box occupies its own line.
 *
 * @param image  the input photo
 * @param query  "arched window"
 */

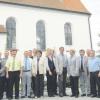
xmin=36 ymin=20 xmax=46 ymax=51
xmin=6 ymin=17 xmax=16 ymax=49
xmin=64 ymin=23 xmax=72 ymax=45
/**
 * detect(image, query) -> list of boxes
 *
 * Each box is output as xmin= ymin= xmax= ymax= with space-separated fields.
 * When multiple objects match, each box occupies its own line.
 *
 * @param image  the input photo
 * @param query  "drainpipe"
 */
xmin=88 ymin=15 xmax=93 ymax=49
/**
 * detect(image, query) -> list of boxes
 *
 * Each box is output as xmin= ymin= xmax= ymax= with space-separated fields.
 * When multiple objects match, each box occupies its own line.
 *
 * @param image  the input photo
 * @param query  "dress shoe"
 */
xmin=48 ymin=94 xmax=55 ymax=97
xmin=28 ymin=96 xmax=31 ymax=98
xmin=87 ymin=94 xmax=91 ymax=97
xmin=59 ymin=94 xmax=63 ymax=97
xmin=63 ymin=93 xmax=68 ymax=96
xmin=75 ymin=95 xmax=79 ymax=98
xmin=70 ymin=94 xmax=75 ymax=97
xmin=97 ymin=95 xmax=100 ymax=98
xmin=21 ymin=96 xmax=25 ymax=98
xmin=15 ymin=97 xmax=19 ymax=99
xmin=81 ymin=94 xmax=86 ymax=96
xmin=91 ymin=94 xmax=97 ymax=97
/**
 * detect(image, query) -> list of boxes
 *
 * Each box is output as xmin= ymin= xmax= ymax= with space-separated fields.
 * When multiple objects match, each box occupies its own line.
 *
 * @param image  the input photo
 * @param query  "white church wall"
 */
xmin=0 ymin=3 xmax=91 ymax=52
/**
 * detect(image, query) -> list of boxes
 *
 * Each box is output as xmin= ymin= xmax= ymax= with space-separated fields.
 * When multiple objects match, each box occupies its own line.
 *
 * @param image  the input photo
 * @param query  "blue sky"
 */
xmin=81 ymin=0 xmax=100 ymax=50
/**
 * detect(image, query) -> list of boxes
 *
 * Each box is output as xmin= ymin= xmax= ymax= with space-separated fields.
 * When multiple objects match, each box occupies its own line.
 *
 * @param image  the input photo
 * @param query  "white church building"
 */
xmin=0 ymin=0 xmax=92 ymax=52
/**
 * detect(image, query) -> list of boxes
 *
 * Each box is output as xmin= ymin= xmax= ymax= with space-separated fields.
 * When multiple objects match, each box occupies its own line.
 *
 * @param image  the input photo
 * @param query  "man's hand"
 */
xmin=20 ymin=73 xmax=22 ymax=78
xmin=98 ymin=72 xmax=100 ymax=77
xmin=6 ymin=74 xmax=9 ymax=79
xmin=49 ymin=71 xmax=52 ymax=76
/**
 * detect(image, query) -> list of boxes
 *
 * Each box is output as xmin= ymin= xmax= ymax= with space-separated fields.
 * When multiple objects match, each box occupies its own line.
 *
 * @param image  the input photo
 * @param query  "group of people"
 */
xmin=0 ymin=47 xmax=100 ymax=100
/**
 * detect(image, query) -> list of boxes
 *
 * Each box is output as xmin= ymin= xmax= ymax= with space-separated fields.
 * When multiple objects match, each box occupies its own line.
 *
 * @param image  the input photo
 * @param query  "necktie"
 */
xmin=37 ymin=57 xmax=40 ymax=73
xmin=25 ymin=58 xmax=28 ymax=71
xmin=81 ymin=57 xmax=84 ymax=72
xmin=12 ymin=57 xmax=15 ymax=71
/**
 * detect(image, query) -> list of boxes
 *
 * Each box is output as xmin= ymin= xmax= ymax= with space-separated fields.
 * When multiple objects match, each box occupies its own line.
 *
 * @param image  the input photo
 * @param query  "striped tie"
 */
xmin=12 ymin=57 xmax=15 ymax=71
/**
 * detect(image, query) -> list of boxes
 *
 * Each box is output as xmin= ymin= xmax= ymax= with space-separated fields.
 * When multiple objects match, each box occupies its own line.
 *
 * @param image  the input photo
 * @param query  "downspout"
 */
xmin=88 ymin=15 xmax=93 ymax=49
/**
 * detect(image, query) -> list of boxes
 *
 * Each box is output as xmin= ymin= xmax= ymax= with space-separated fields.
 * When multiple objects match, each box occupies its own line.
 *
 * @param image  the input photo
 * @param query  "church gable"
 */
xmin=0 ymin=0 xmax=90 ymax=14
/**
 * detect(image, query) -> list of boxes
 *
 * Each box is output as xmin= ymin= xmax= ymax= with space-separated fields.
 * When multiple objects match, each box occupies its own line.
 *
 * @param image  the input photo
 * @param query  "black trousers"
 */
xmin=4 ymin=77 xmax=9 ymax=98
xmin=70 ymin=76 xmax=79 ymax=96
xmin=90 ymin=71 xmax=100 ymax=96
xmin=32 ymin=76 xmax=35 ymax=95
xmin=35 ymin=74 xmax=44 ymax=97
xmin=8 ymin=71 xmax=20 ymax=98
xmin=63 ymin=68 xmax=67 ymax=95
xmin=47 ymin=73 xmax=57 ymax=96
xmin=53 ymin=74 xmax=57 ymax=94
xmin=0 ymin=76 xmax=5 ymax=99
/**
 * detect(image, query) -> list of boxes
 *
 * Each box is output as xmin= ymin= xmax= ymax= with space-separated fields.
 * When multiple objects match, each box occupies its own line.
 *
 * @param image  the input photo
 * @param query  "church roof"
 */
xmin=0 ymin=0 xmax=90 ymax=14
xmin=0 ymin=25 xmax=6 ymax=33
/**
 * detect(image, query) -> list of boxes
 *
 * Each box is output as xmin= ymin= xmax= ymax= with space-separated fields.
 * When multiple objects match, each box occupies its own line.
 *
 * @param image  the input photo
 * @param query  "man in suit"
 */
xmin=68 ymin=49 xmax=80 ymax=98
xmin=0 ymin=52 xmax=5 ymax=99
xmin=77 ymin=49 xmax=90 ymax=96
xmin=56 ymin=47 xmax=68 ymax=97
xmin=2 ymin=50 xmax=9 ymax=99
xmin=32 ymin=50 xmax=46 ymax=98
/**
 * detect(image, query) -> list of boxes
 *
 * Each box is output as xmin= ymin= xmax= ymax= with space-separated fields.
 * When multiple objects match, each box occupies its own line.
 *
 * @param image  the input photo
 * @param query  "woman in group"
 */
xmin=46 ymin=49 xmax=57 ymax=97
xmin=32 ymin=50 xmax=46 ymax=98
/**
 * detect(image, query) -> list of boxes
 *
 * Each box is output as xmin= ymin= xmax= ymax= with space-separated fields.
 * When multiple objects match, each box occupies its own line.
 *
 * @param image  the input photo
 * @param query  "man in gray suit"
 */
xmin=77 ymin=49 xmax=90 ymax=96
xmin=56 ymin=47 xmax=68 ymax=97
xmin=68 ymin=49 xmax=80 ymax=98
xmin=0 ymin=52 xmax=6 ymax=99
xmin=2 ymin=50 xmax=9 ymax=99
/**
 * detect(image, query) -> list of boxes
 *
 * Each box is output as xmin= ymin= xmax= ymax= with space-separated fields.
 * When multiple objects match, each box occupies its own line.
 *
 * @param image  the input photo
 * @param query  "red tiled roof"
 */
xmin=0 ymin=0 xmax=90 ymax=14
xmin=0 ymin=25 xmax=6 ymax=33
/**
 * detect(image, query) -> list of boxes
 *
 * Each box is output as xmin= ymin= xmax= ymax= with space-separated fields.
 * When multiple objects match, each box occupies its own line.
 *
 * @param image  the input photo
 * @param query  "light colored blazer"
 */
xmin=32 ymin=56 xmax=46 ymax=76
xmin=56 ymin=54 xmax=68 ymax=75
xmin=68 ymin=55 xmax=80 ymax=76
xmin=76 ymin=56 xmax=88 ymax=76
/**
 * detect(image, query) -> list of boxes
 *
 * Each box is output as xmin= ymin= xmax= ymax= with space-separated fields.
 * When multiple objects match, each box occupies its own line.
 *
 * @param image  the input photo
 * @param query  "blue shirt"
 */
xmin=23 ymin=57 xmax=32 ymax=71
xmin=88 ymin=57 xmax=100 ymax=72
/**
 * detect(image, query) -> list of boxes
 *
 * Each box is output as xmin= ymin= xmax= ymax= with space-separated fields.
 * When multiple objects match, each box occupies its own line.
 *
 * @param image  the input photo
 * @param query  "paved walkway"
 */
xmin=2 ymin=88 xmax=100 ymax=100
xmin=3 ymin=96 xmax=100 ymax=100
